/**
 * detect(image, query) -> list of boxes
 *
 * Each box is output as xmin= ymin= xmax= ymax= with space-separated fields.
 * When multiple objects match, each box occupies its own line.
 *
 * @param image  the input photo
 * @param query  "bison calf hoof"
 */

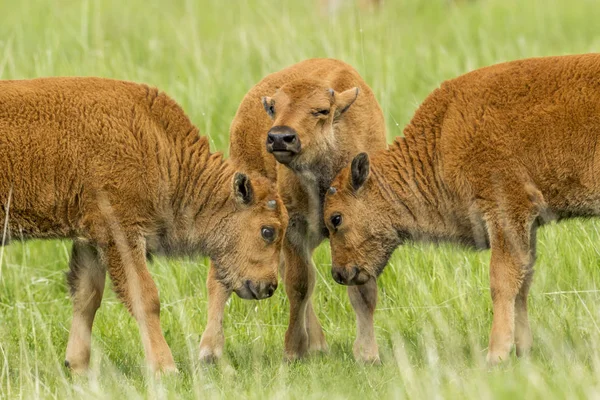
xmin=307 ymin=333 xmax=328 ymax=355
xmin=353 ymin=344 xmax=380 ymax=364
xmin=199 ymin=329 xmax=224 ymax=364
xmin=284 ymin=345 xmax=309 ymax=362
xmin=284 ymin=331 xmax=309 ymax=361
xmin=64 ymin=359 xmax=90 ymax=375
xmin=147 ymin=364 xmax=179 ymax=379
xmin=159 ymin=365 xmax=180 ymax=376
xmin=486 ymin=350 xmax=511 ymax=367
xmin=199 ymin=345 xmax=223 ymax=363
xmin=354 ymin=351 xmax=381 ymax=365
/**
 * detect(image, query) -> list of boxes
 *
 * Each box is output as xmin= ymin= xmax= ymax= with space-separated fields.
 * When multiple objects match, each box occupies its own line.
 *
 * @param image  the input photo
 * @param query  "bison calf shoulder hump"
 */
xmin=325 ymin=53 xmax=600 ymax=366
xmin=0 ymin=77 xmax=286 ymax=374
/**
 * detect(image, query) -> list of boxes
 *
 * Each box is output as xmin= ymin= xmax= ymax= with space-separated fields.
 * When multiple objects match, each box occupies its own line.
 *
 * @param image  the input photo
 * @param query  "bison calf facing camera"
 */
xmin=229 ymin=58 xmax=387 ymax=363
xmin=0 ymin=77 xmax=288 ymax=374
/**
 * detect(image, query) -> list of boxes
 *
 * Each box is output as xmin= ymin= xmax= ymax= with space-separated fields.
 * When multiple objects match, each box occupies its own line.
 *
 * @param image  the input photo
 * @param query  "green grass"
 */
xmin=2 ymin=0 xmax=600 ymax=398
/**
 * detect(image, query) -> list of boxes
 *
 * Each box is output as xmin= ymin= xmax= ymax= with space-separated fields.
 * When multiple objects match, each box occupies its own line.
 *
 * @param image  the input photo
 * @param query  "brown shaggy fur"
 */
xmin=324 ymin=53 xmax=600 ymax=364
xmin=228 ymin=58 xmax=387 ymax=361
xmin=0 ymin=77 xmax=287 ymax=374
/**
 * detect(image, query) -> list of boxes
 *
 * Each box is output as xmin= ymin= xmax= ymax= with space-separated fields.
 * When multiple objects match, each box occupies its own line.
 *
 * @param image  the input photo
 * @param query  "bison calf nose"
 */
xmin=266 ymin=126 xmax=301 ymax=164
xmin=266 ymin=132 xmax=297 ymax=146
xmin=331 ymin=265 xmax=370 ymax=286
xmin=245 ymin=280 xmax=278 ymax=300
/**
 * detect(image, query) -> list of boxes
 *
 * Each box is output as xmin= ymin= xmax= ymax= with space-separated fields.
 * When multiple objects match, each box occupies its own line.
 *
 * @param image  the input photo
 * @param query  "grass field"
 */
xmin=2 ymin=0 xmax=600 ymax=398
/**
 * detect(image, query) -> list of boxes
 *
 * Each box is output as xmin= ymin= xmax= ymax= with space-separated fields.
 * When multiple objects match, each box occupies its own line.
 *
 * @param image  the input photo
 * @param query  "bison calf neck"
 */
xmin=229 ymin=59 xmax=387 ymax=361
xmin=0 ymin=77 xmax=287 ymax=374
xmin=325 ymin=53 xmax=600 ymax=364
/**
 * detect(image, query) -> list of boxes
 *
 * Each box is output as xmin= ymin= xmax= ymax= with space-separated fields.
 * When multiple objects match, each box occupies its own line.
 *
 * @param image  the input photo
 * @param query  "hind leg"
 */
xmin=484 ymin=195 xmax=540 ymax=364
xmin=65 ymin=240 xmax=106 ymax=374
xmin=515 ymin=228 xmax=537 ymax=357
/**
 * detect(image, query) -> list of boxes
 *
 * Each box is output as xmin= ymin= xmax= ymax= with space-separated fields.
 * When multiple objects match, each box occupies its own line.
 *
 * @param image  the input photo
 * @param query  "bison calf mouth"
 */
xmin=271 ymin=150 xmax=297 ymax=164
xmin=331 ymin=265 xmax=371 ymax=286
xmin=266 ymin=126 xmax=301 ymax=164
xmin=235 ymin=279 xmax=278 ymax=300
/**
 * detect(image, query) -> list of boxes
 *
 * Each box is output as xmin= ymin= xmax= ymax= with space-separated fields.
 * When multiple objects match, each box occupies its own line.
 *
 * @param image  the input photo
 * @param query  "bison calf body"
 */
xmin=325 ymin=53 xmax=600 ymax=364
xmin=229 ymin=59 xmax=387 ymax=361
xmin=0 ymin=77 xmax=287 ymax=373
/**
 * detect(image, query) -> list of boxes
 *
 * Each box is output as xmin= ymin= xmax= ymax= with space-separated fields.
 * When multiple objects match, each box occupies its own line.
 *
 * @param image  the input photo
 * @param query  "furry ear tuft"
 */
xmin=350 ymin=152 xmax=370 ymax=191
xmin=262 ymin=96 xmax=275 ymax=119
xmin=233 ymin=173 xmax=254 ymax=205
xmin=334 ymin=87 xmax=359 ymax=118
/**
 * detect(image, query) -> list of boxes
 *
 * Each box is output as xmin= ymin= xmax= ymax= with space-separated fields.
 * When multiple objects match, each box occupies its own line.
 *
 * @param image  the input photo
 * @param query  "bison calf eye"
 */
xmin=313 ymin=109 xmax=330 ymax=117
xmin=261 ymin=226 xmax=276 ymax=242
xmin=330 ymin=213 xmax=342 ymax=229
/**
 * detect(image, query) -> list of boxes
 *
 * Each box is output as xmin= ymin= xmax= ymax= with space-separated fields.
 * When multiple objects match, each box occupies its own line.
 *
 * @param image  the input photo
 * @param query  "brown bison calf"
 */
xmin=0 ymin=77 xmax=287 ymax=373
xmin=228 ymin=59 xmax=387 ymax=362
xmin=324 ymin=53 xmax=600 ymax=364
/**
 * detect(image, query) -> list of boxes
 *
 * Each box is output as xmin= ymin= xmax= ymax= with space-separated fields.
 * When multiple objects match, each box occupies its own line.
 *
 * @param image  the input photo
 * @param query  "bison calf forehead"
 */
xmin=277 ymin=78 xmax=333 ymax=102
xmin=249 ymin=175 xmax=278 ymax=198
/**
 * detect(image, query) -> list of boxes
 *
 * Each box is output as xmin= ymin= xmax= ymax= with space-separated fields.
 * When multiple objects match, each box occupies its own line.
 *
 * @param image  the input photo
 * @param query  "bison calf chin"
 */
xmin=0 ymin=77 xmax=288 ymax=374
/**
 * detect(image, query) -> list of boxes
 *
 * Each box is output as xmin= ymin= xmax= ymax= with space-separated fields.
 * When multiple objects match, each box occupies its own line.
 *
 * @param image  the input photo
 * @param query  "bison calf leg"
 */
xmin=515 ymin=229 xmax=536 ymax=357
xmin=486 ymin=209 xmax=537 ymax=365
xmin=305 ymin=299 xmax=328 ymax=353
xmin=103 ymin=238 xmax=177 ymax=374
xmin=514 ymin=267 xmax=534 ymax=357
xmin=65 ymin=240 xmax=106 ymax=374
xmin=348 ymin=278 xmax=379 ymax=363
xmin=199 ymin=262 xmax=231 ymax=363
xmin=283 ymin=241 xmax=326 ymax=360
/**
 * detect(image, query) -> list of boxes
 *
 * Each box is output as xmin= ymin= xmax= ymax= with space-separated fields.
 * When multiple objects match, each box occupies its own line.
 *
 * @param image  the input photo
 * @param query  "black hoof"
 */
xmin=64 ymin=360 xmax=71 ymax=369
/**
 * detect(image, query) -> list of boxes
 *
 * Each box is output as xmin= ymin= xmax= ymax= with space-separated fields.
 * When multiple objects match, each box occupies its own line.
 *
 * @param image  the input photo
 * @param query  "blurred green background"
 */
xmin=1 ymin=0 xmax=600 ymax=398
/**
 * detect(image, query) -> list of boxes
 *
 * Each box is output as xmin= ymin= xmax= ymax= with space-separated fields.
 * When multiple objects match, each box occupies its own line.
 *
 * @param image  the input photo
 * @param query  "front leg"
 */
xmin=199 ymin=262 xmax=231 ymax=362
xmin=283 ymin=235 xmax=327 ymax=360
xmin=102 ymin=236 xmax=177 ymax=374
xmin=305 ymin=299 xmax=328 ymax=353
xmin=347 ymin=278 xmax=379 ymax=363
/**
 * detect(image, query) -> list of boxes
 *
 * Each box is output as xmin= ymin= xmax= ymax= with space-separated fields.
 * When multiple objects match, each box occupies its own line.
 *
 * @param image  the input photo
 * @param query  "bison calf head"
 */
xmin=324 ymin=153 xmax=402 ymax=285
xmin=262 ymin=78 xmax=359 ymax=169
xmin=212 ymin=173 xmax=288 ymax=300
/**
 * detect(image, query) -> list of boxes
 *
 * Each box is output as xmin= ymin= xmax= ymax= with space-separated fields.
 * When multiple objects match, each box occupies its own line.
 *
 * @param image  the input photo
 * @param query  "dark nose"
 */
xmin=245 ymin=280 xmax=278 ymax=300
xmin=266 ymin=126 xmax=301 ymax=154
xmin=331 ymin=265 xmax=369 ymax=286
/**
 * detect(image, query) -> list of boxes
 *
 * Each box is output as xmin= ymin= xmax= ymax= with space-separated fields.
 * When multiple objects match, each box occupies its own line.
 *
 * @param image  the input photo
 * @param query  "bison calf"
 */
xmin=0 ymin=77 xmax=287 ymax=373
xmin=324 ymin=53 xmax=600 ymax=364
xmin=229 ymin=59 xmax=387 ymax=362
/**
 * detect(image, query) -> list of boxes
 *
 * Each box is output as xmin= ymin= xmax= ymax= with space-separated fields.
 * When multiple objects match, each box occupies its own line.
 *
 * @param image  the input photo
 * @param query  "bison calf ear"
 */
xmin=350 ymin=152 xmax=370 ymax=191
xmin=233 ymin=172 xmax=254 ymax=205
xmin=334 ymin=87 xmax=359 ymax=119
xmin=262 ymin=96 xmax=275 ymax=119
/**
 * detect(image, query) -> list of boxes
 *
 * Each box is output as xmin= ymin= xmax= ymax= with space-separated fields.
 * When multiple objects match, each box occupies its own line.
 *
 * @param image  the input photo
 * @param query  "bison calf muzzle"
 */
xmin=266 ymin=126 xmax=301 ymax=164
xmin=331 ymin=265 xmax=371 ymax=285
